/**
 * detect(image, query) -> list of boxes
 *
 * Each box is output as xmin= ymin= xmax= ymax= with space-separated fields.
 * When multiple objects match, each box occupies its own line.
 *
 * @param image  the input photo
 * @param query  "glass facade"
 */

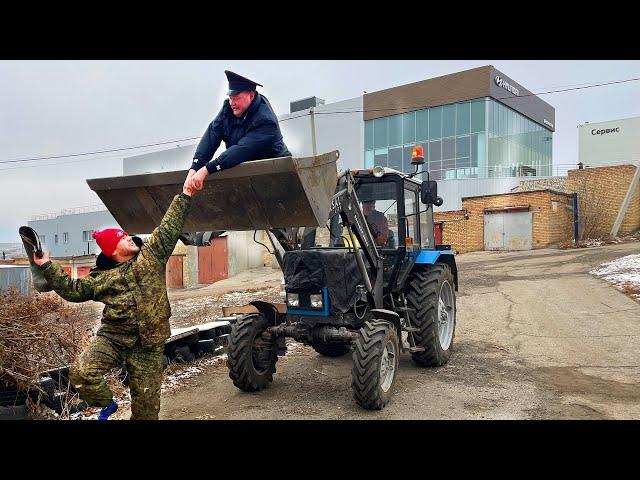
xmin=364 ymin=97 xmax=552 ymax=179
xmin=487 ymin=99 xmax=552 ymax=177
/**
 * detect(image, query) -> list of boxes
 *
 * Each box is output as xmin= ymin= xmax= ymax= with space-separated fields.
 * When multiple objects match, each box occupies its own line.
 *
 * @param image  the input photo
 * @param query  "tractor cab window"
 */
xmin=404 ymin=188 xmax=418 ymax=244
xmin=356 ymin=182 xmax=398 ymax=249
xmin=323 ymin=180 xmax=398 ymax=249
xmin=420 ymin=204 xmax=434 ymax=248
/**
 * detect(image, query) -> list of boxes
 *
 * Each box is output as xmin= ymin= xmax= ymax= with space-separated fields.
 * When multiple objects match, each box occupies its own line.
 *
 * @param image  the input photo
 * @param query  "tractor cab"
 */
xmin=321 ymin=146 xmax=445 ymax=295
xmin=327 ymin=146 xmax=440 ymax=250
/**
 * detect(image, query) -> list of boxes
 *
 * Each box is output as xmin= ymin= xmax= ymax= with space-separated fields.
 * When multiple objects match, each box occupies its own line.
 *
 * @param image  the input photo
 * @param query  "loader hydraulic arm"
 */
xmin=329 ymin=170 xmax=384 ymax=308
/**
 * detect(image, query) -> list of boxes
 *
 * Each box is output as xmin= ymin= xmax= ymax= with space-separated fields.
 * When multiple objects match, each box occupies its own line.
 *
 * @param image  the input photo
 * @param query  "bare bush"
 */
xmin=575 ymin=185 xmax=610 ymax=241
xmin=0 ymin=288 xmax=93 ymax=393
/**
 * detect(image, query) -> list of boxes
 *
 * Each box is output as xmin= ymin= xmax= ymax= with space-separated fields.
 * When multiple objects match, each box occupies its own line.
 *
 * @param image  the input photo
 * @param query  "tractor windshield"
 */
xmin=314 ymin=179 xmax=399 ymax=249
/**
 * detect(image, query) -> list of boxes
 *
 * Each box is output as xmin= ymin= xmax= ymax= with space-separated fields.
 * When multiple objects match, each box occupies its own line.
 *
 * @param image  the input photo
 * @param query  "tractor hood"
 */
xmin=283 ymin=249 xmax=367 ymax=314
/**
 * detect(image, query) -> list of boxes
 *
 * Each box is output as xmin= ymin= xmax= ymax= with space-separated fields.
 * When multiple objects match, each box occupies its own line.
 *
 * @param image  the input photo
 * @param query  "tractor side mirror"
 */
xmin=421 ymin=180 xmax=442 ymax=206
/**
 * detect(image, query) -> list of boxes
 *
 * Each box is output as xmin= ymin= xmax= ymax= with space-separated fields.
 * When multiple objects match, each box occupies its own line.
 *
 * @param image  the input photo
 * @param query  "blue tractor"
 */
xmin=226 ymin=147 xmax=457 ymax=410
xmin=87 ymin=148 xmax=458 ymax=410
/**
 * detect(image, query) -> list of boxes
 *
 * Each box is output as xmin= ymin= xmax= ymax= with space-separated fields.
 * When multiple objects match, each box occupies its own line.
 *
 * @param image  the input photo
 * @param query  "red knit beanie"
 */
xmin=92 ymin=228 xmax=127 ymax=258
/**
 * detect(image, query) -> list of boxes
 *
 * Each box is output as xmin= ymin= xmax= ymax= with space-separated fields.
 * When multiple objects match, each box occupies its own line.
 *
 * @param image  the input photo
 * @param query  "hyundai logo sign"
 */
xmin=495 ymin=75 xmax=520 ymax=96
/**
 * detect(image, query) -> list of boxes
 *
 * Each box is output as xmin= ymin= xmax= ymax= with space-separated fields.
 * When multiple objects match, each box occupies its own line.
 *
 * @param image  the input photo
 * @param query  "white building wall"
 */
xmin=28 ymin=210 xmax=120 ymax=257
xmin=226 ymin=231 xmax=267 ymax=277
xmin=278 ymin=96 xmax=364 ymax=171
xmin=578 ymin=116 xmax=640 ymax=168
xmin=123 ymin=144 xmax=198 ymax=175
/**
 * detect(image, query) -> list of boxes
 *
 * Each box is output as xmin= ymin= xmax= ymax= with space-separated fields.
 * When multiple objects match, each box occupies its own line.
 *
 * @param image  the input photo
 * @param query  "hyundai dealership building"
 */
xmin=278 ymin=65 xmax=556 ymax=210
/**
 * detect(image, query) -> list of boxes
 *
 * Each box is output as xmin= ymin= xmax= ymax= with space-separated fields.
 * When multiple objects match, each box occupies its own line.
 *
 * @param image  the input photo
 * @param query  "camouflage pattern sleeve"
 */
xmin=144 ymin=193 xmax=192 ymax=264
xmin=41 ymin=261 xmax=96 ymax=303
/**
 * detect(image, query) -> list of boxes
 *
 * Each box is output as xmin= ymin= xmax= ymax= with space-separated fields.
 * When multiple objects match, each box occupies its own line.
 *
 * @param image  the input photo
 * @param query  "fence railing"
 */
xmin=30 ymin=204 xmax=107 ymax=221
xmin=419 ymin=160 xmax=640 ymax=180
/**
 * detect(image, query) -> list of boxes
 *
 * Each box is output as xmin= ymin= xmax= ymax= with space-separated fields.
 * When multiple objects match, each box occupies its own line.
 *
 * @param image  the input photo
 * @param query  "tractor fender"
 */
xmin=370 ymin=309 xmax=403 ymax=338
xmin=248 ymin=301 xmax=287 ymax=353
xmin=249 ymin=301 xmax=283 ymax=326
xmin=414 ymin=250 xmax=458 ymax=291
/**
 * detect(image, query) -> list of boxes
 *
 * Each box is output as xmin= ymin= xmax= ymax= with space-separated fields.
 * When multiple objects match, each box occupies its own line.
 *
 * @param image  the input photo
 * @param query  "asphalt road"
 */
xmin=160 ymin=242 xmax=640 ymax=419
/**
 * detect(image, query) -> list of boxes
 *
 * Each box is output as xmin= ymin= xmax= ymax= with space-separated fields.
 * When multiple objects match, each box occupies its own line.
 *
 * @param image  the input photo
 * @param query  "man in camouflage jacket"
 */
xmin=34 ymin=182 xmax=195 ymax=420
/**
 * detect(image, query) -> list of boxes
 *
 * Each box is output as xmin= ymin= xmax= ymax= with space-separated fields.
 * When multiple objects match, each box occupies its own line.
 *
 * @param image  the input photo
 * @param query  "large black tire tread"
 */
xmin=406 ymin=264 xmax=456 ymax=367
xmin=351 ymin=319 xmax=399 ymax=410
xmin=312 ymin=343 xmax=351 ymax=357
xmin=227 ymin=314 xmax=278 ymax=392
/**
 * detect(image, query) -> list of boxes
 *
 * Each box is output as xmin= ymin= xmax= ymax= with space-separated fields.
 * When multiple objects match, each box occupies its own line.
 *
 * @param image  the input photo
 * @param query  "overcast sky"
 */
xmin=1 ymin=60 xmax=639 ymax=243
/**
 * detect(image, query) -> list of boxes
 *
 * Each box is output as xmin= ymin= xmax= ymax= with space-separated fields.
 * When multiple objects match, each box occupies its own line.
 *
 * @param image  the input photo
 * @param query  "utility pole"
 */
xmin=610 ymin=163 xmax=640 ymax=237
xmin=309 ymin=107 xmax=318 ymax=157
xmin=573 ymin=193 xmax=579 ymax=244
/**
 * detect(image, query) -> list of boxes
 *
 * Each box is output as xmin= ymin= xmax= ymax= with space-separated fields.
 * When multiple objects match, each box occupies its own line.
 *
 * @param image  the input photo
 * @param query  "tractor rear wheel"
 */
xmin=351 ymin=319 xmax=399 ymax=410
xmin=312 ymin=343 xmax=351 ymax=357
xmin=406 ymin=264 xmax=456 ymax=367
xmin=227 ymin=314 xmax=278 ymax=392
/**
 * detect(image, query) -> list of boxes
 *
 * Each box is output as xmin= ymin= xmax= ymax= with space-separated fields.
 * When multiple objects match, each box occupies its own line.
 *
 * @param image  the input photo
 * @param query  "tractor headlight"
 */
xmin=286 ymin=293 xmax=299 ymax=307
xmin=310 ymin=293 xmax=324 ymax=309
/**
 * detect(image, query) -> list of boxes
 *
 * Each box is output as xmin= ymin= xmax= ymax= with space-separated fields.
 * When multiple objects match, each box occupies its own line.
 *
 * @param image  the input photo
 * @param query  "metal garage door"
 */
xmin=198 ymin=236 xmax=228 ymax=285
xmin=484 ymin=211 xmax=532 ymax=251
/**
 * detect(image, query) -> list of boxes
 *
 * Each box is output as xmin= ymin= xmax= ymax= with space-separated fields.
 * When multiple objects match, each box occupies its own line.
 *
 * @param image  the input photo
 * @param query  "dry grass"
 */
xmin=557 ymin=230 xmax=640 ymax=250
xmin=617 ymin=282 xmax=640 ymax=302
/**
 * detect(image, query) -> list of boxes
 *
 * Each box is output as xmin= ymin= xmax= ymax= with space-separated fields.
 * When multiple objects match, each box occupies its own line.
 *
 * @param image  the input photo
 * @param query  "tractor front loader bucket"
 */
xmin=86 ymin=151 xmax=339 ymax=234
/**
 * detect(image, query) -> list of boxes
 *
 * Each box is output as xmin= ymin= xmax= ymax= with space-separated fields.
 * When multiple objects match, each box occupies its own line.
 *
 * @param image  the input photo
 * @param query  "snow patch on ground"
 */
xmin=583 ymin=239 xmax=605 ymax=247
xmin=591 ymin=253 xmax=640 ymax=300
xmin=170 ymin=286 xmax=283 ymax=329
xmin=161 ymin=354 xmax=228 ymax=394
xmin=282 ymin=340 xmax=310 ymax=357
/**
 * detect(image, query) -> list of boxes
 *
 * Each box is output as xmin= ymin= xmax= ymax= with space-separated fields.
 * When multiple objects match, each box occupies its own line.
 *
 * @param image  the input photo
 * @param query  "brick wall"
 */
xmin=546 ymin=192 xmax=575 ymax=245
xmin=434 ymin=210 xmax=468 ymax=253
xmin=567 ymin=164 xmax=640 ymax=238
xmin=435 ymin=190 xmax=574 ymax=253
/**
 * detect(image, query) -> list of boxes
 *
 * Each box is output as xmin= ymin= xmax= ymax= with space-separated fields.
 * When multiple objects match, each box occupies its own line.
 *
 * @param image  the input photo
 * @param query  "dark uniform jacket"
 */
xmin=191 ymin=92 xmax=291 ymax=174
xmin=39 ymin=193 xmax=192 ymax=348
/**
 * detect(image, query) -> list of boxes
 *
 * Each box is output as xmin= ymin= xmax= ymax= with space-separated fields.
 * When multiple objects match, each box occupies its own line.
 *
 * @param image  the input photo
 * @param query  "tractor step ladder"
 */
xmin=395 ymin=292 xmax=422 ymax=353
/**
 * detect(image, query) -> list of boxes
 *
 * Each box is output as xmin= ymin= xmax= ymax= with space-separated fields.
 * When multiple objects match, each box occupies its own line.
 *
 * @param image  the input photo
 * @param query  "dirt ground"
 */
xmin=155 ymin=242 xmax=640 ymax=420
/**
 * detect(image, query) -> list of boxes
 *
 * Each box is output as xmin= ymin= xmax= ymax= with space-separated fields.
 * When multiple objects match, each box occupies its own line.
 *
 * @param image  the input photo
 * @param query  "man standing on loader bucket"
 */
xmin=185 ymin=70 xmax=291 ymax=192
xmin=33 ymin=181 xmax=196 ymax=420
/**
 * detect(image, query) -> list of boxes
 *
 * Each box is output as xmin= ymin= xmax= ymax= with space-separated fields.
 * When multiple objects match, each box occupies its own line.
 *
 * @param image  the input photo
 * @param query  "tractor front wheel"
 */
xmin=351 ymin=319 xmax=399 ymax=410
xmin=227 ymin=314 xmax=278 ymax=392
xmin=406 ymin=264 xmax=456 ymax=367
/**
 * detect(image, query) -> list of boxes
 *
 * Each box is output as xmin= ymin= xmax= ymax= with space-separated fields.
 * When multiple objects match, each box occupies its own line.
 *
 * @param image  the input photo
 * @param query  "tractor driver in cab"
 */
xmin=362 ymin=200 xmax=390 ymax=247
